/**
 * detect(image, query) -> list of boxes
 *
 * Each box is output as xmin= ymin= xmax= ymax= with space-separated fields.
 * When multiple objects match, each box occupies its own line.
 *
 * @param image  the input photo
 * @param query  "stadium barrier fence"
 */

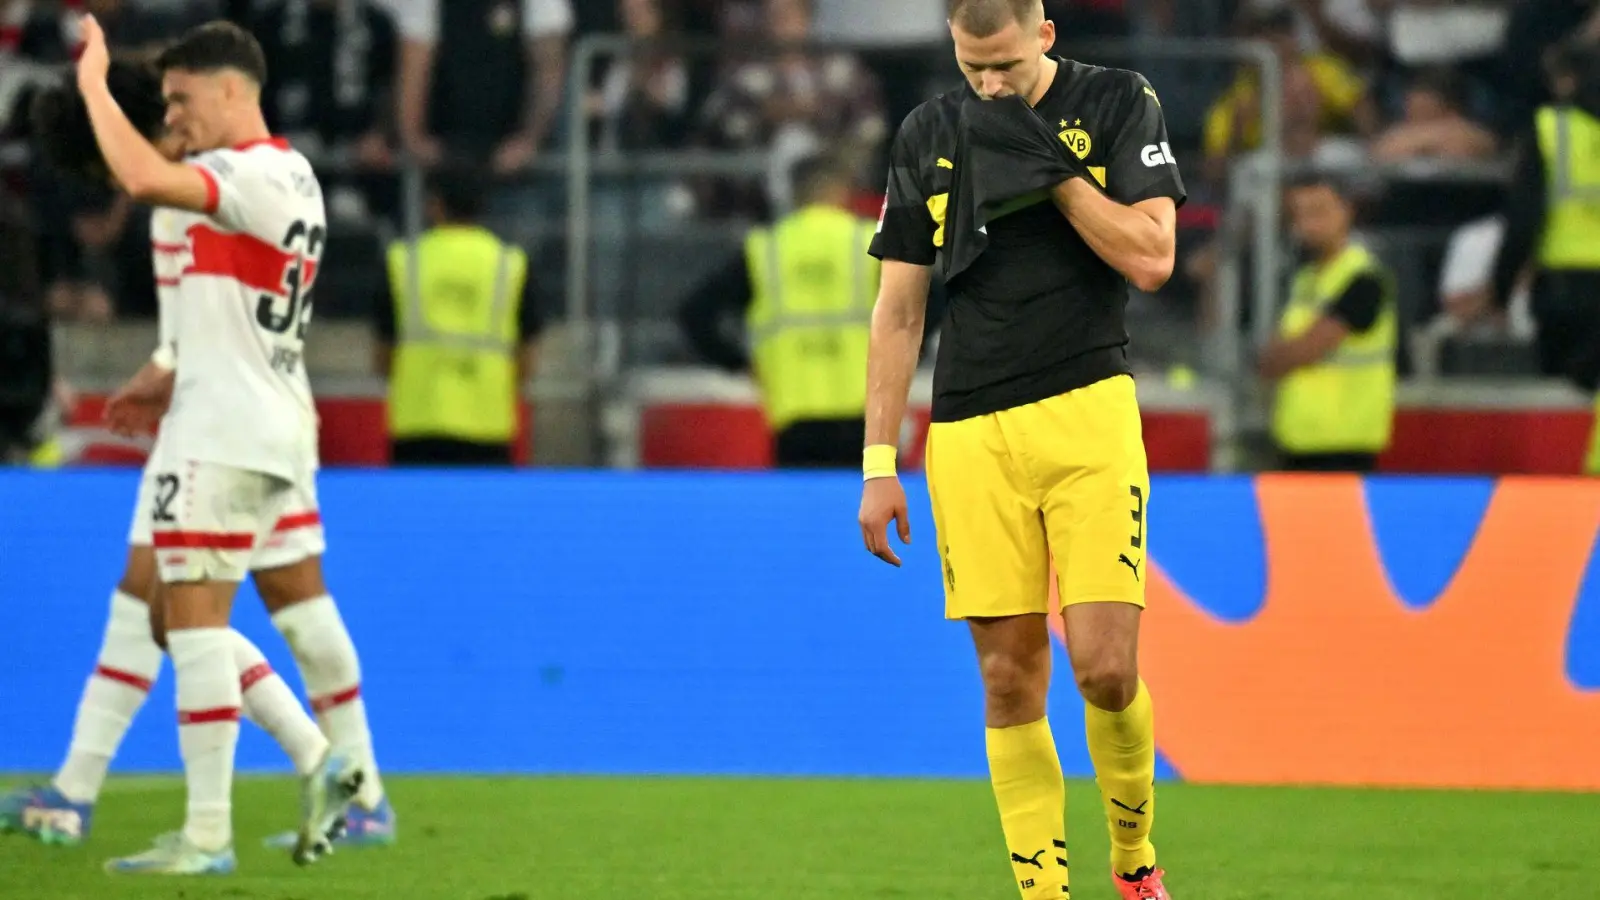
xmin=4 ymin=469 xmax=1597 ymax=790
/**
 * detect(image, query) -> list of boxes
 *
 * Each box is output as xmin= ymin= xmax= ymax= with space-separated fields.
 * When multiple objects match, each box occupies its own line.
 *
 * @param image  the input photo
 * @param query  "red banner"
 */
xmin=62 ymin=394 xmax=1598 ymax=474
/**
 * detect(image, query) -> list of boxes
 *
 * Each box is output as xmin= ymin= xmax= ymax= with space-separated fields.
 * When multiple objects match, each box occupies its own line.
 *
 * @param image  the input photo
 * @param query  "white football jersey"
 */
xmin=150 ymin=205 xmax=184 ymax=360
xmin=160 ymin=138 xmax=324 ymax=480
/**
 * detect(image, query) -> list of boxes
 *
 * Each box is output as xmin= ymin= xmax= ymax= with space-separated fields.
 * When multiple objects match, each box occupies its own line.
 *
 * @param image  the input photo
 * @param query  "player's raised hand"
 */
xmin=75 ymin=14 xmax=110 ymax=93
xmin=859 ymin=476 xmax=911 ymax=567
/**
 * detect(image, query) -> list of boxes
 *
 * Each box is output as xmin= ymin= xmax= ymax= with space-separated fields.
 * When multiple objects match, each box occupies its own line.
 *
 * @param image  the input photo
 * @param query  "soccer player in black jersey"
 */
xmin=856 ymin=1 xmax=1184 ymax=898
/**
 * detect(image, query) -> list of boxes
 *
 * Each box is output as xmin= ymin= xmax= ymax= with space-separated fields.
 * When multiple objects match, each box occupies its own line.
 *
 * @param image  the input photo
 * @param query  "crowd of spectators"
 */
xmin=0 ymin=0 xmax=1598 ymax=370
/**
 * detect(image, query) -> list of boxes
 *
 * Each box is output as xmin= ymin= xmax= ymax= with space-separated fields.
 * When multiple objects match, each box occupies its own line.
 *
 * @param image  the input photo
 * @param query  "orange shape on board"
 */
xmin=1050 ymin=476 xmax=1600 ymax=790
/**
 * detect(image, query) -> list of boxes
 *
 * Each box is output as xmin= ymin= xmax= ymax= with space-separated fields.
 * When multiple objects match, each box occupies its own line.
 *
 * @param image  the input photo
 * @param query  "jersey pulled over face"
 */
xmin=870 ymin=57 xmax=1186 ymax=422
xmin=159 ymin=138 xmax=325 ymax=479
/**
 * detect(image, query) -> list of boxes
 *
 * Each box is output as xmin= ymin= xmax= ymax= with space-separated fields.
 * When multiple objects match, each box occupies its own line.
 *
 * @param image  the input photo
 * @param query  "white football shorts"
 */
xmin=132 ymin=451 xmax=326 ymax=582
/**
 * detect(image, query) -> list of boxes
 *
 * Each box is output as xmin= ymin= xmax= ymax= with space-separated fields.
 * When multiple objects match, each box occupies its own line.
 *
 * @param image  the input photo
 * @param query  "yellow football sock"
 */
xmin=1084 ymin=678 xmax=1157 ymax=879
xmin=986 ymin=717 xmax=1069 ymax=900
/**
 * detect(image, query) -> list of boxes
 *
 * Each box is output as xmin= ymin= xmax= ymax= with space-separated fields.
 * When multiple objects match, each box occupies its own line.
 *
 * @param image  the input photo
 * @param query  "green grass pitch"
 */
xmin=2 ymin=776 xmax=1595 ymax=898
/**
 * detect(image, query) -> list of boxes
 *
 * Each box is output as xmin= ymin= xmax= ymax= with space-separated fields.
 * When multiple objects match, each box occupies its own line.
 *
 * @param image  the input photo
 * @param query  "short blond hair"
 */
xmin=947 ymin=0 xmax=1043 ymax=37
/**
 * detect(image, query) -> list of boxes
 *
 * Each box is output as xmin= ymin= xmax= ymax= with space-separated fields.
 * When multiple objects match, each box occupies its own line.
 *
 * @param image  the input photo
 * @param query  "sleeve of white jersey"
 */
xmin=188 ymin=149 xmax=281 ymax=241
xmin=156 ymin=281 xmax=177 ymax=360
xmin=150 ymin=212 xmax=179 ymax=368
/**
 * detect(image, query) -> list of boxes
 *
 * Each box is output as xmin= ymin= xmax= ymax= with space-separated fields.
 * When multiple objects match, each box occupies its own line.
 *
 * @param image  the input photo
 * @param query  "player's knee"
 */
xmin=254 ymin=557 xmax=326 ymax=615
xmin=977 ymin=650 xmax=1049 ymax=722
xmin=1074 ymin=656 xmax=1138 ymax=712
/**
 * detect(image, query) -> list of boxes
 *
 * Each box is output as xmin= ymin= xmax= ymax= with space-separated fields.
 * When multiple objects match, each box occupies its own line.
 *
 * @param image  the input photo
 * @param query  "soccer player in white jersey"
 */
xmin=58 ymin=18 xmax=368 ymax=874
xmin=0 ymin=55 xmax=395 ymax=863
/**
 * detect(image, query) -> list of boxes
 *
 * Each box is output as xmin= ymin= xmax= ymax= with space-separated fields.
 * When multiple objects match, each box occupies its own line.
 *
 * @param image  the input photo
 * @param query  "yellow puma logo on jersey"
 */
xmin=936 ymin=157 xmax=954 ymax=169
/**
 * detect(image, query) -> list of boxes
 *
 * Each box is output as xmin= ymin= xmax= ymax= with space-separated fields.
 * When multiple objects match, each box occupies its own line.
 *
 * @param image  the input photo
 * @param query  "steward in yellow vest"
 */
xmin=1259 ymin=174 xmax=1397 ymax=472
xmin=373 ymin=170 xmax=543 ymax=466
xmin=677 ymin=156 xmax=882 ymax=467
xmin=1491 ymin=44 xmax=1600 ymax=474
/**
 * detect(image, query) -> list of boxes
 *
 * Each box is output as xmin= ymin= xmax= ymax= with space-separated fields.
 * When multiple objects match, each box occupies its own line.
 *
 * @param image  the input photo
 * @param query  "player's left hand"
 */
xmin=105 ymin=364 xmax=174 ymax=437
xmin=492 ymin=132 xmax=539 ymax=174
xmin=75 ymin=13 xmax=110 ymax=93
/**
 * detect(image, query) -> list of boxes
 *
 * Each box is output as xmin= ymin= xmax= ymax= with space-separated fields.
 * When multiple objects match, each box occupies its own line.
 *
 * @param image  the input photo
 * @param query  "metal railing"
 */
xmin=562 ymin=34 xmax=1286 ymax=469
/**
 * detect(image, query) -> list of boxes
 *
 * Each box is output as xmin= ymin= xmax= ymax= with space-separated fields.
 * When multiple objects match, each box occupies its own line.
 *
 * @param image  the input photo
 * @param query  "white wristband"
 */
xmin=150 ymin=345 xmax=176 ymax=371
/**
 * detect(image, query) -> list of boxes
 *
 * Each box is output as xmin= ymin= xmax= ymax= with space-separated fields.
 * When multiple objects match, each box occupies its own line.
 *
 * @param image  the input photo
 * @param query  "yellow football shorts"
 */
xmin=925 ymin=374 xmax=1151 ymax=619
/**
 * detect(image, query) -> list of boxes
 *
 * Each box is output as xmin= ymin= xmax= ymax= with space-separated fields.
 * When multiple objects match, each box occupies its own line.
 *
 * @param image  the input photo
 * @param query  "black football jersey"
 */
xmin=869 ymin=57 xmax=1187 ymax=422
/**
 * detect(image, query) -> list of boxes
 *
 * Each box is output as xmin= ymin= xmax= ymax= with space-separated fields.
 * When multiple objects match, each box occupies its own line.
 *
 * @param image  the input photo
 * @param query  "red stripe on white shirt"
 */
xmin=182 ymin=224 xmax=318 ymax=296
xmin=190 ymin=164 xmax=220 ymax=216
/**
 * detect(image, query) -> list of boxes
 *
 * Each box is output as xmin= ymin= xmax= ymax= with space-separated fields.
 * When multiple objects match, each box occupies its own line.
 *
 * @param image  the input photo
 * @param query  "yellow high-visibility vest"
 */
xmin=1271 ymin=243 xmax=1398 ymax=454
xmin=1536 ymin=105 xmax=1600 ymax=270
xmin=744 ymin=205 xmax=880 ymax=432
xmin=27 ymin=436 xmax=62 ymax=467
xmin=385 ymin=225 xmax=526 ymax=443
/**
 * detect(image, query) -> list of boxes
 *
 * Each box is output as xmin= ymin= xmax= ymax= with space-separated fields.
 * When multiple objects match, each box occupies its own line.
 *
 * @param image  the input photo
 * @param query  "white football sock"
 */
xmin=232 ymin=630 xmax=328 ymax=776
xmin=53 ymin=590 xmax=164 ymax=804
xmin=273 ymin=595 xmax=384 ymax=809
xmin=168 ymin=628 xmax=240 ymax=852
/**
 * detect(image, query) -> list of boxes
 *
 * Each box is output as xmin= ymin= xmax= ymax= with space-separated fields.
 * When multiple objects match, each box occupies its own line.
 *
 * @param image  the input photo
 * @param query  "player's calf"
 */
xmin=259 ymin=568 xmax=388 ymax=814
xmin=56 ymin=582 xmax=166 ymax=811
xmin=1065 ymin=603 xmax=1161 ymax=885
xmin=162 ymin=576 xmax=249 ymax=857
xmin=235 ymin=631 xmax=329 ymax=778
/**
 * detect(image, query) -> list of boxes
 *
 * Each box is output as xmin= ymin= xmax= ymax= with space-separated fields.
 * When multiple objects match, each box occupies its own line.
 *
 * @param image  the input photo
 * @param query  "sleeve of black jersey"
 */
xmin=1326 ymin=272 xmax=1385 ymax=334
xmin=867 ymin=110 xmax=937 ymax=266
xmin=1103 ymin=72 xmax=1187 ymax=209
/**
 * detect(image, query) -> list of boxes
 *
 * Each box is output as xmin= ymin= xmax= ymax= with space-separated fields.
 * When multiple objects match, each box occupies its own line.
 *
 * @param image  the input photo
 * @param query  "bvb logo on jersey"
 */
xmin=1059 ymin=119 xmax=1092 ymax=160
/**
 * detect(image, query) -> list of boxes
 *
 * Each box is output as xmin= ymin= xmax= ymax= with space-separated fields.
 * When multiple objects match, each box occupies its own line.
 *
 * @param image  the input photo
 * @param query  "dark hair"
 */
xmin=30 ymin=56 xmax=167 ymax=182
xmin=1286 ymin=170 xmax=1353 ymax=200
xmin=1408 ymin=66 xmax=1468 ymax=114
xmin=792 ymin=153 xmax=853 ymax=204
xmin=947 ymin=0 xmax=1042 ymax=36
xmin=156 ymin=20 xmax=267 ymax=85
xmin=1247 ymin=7 xmax=1297 ymax=36
xmin=428 ymin=167 xmax=488 ymax=220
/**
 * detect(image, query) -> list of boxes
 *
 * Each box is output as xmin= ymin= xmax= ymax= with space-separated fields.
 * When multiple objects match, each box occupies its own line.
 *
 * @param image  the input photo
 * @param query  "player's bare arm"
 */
xmin=1257 ymin=315 xmax=1351 ymax=379
xmin=76 ymin=16 xmax=212 ymax=212
xmin=1050 ymin=181 xmax=1177 ymax=292
xmin=858 ymin=259 xmax=932 ymax=567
